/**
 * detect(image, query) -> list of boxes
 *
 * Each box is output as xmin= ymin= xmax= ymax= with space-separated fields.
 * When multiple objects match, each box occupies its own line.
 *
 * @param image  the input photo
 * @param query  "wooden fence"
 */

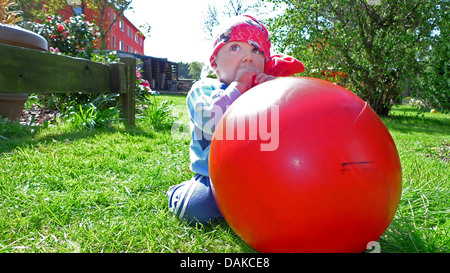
xmin=0 ymin=43 xmax=137 ymax=126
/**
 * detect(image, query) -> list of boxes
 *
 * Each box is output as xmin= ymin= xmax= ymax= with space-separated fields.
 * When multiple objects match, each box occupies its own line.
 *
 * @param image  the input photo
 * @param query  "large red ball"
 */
xmin=209 ymin=77 xmax=402 ymax=253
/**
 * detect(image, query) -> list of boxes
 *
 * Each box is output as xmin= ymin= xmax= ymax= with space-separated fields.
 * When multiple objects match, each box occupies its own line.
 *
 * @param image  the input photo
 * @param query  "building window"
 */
xmin=135 ymin=33 xmax=138 ymax=43
xmin=127 ymin=45 xmax=129 ymax=52
xmin=112 ymin=35 xmax=116 ymax=48
xmin=130 ymin=46 xmax=133 ymax=53
xmin=112 ymin=12 xmax=116 ymax=25
xmin=119 ymin=20 xmax=124 ymax=31
xmin=119 ymin=41 xmax=124 ymax=51
xmin=127 ymin=26 xmax=130 ymax=37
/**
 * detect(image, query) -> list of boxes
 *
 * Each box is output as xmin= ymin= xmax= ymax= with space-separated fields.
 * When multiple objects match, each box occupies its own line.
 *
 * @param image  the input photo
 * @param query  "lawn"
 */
xmin=0 ymin=94 xmax=448 ymax=253
xmin=378 ymin=105 xmax=449 ymax=252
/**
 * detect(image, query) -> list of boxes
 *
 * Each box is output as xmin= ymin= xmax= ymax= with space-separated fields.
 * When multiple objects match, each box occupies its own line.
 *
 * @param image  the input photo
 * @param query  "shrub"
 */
xmin=0 ymin=0 xmax=22 ymax=24
xmin=136 ymin=69 xmax=158 ymax=102
xmin=62 ymin=94 xmax=120 ymax=130
xmin=139 ymin=98 xmax=176 ymax=131
xmin=30 ymin=13 xmax=99 ymax=59
xmin=0 ymin=118 xmax=34 ymax=140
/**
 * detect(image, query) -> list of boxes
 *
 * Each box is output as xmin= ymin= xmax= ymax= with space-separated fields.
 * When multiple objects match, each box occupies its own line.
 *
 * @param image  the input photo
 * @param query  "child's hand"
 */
xmin=253 ymin=73 xmax=276 ymax=86
xmin=233 ymin=66 xmax=261 ymax=93
xmin=232 ymin=67 xmax=276 ymax=93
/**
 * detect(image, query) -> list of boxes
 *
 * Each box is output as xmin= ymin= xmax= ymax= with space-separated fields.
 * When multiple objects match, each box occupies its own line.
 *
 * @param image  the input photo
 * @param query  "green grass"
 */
xmin=378 ymin=106 xmax=449 ymax=253
xmin=0 ymin=95 xmax=252 ymax=253
xmin=0 ymin=96 xmax=448 ymax=253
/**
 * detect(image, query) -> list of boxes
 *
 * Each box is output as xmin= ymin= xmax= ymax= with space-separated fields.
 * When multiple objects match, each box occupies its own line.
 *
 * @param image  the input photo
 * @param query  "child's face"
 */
xmin=212 ymin=41 xmax=265 ymax=85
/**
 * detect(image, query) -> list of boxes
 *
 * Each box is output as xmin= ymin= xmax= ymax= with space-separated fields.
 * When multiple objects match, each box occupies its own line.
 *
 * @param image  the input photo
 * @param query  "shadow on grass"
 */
xmin=0 ymin=119 xmax=158 ymax=155
xmin=382 ymin=107 xmax=450 ymax=135
xmin=381 ymin=215 xmax=448 ymax=253
xmin=196 ymin=219 xmax=258 ymax=253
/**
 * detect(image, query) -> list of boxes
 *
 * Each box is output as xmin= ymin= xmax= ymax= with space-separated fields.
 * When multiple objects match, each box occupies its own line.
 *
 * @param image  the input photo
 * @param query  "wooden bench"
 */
xmin=0 ymin=43 xmax=137 ymax=126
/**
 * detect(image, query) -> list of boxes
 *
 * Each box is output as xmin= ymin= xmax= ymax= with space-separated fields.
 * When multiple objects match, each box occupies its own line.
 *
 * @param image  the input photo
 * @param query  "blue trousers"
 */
xmin=167 ymin=174 xmax=223 ymax=225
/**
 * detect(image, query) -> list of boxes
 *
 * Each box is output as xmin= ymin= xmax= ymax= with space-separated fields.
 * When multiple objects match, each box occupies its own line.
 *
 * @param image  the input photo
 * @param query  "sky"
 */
xmin=124 ymin=0 xmax=219 ymax=64
xmin=124 ymin=0 xmax=266 ymax=64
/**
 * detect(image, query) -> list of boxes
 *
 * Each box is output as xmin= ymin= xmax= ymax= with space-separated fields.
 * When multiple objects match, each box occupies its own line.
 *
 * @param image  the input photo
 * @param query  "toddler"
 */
xmin=167 ymin=15 xmax=305 ymax=225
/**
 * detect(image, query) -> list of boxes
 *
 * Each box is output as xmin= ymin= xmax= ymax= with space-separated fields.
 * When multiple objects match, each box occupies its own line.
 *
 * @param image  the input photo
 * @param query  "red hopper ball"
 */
xmin=209 ymin=77 xmax=402 ymax=253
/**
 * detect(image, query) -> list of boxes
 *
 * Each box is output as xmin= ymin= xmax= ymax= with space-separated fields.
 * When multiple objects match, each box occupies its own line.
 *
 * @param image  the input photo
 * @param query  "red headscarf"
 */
xmin=210 ymin=15 xmax=305 ymax=77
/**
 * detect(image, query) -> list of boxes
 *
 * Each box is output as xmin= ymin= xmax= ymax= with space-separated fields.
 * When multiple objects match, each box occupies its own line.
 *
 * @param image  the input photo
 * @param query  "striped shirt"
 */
xmin=186 ymin=78 xmax=242 ymax=177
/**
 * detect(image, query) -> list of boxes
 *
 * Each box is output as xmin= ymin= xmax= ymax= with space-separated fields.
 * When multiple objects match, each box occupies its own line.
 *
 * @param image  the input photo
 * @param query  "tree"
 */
xmin=17 ymin=0 xmax=75 ymax=21
xmin=178 ymin=62 xmax=190 ymax=79
xmin=203 ymin=0 xmax=255 ymax=38
xmin=188 ymin=61 xmax=204 ymax=80
xmin=1 ymin=0 xmax=22 ymax=24
xmin=18 ymin=0 xmax=133 ymax=50
xmin=266 ymin=0 xmax=440 ymax=115
xmin=178 ymin=62 xmax=206 ymax=80
xmin=83 ymin=0 xmax=132 ymax=50
xmin=417 ymin=0 xmax=449 ymax=110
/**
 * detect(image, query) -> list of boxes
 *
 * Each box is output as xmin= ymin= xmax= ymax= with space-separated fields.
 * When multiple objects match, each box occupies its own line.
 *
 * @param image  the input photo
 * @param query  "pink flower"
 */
xmin=140 ymin=80 xmax=150 ymax=87
xmin=49 ymin=47 xmax=60 ymax=54
xmin=57 ymin=24 xmax=65 ymax=32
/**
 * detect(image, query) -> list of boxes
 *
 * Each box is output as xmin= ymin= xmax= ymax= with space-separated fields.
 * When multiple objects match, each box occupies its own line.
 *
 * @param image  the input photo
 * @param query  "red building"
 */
xmin=58 ymin=3 xmax=145 ymax=55
xmin=103 ymin=8 xmax=145 ymax=55
xmin=53 ymin=2 xmax=188 ymax=92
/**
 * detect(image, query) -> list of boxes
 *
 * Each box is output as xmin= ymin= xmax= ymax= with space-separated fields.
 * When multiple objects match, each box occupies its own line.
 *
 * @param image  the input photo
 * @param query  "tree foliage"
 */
xmin=18 ymin=0 xmax=132 ymax=50
xmin=17 ymin=0 xmax=66 ymax=21
xmin=188 ymin=61 xmax=204 ymax=80
xmin=83 ymin=0 xmax=132 ymax=50
xmin=178 ymin=61 xmax=206 ymax=80
xmin=203 ymin=0 xmax=255 ymax=38
xmin=266 ymin=0 xmax=444 ymax=115
xmin=0 ymin=0 xmax=22 ymax=24
xmin=418 ymin=1 xmax=449 ymax=110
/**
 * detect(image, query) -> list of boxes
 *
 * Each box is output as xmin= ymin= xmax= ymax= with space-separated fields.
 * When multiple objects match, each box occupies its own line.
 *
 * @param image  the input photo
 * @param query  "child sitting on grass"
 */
xmin=167 ymin=15 xmax=305 ymax=225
